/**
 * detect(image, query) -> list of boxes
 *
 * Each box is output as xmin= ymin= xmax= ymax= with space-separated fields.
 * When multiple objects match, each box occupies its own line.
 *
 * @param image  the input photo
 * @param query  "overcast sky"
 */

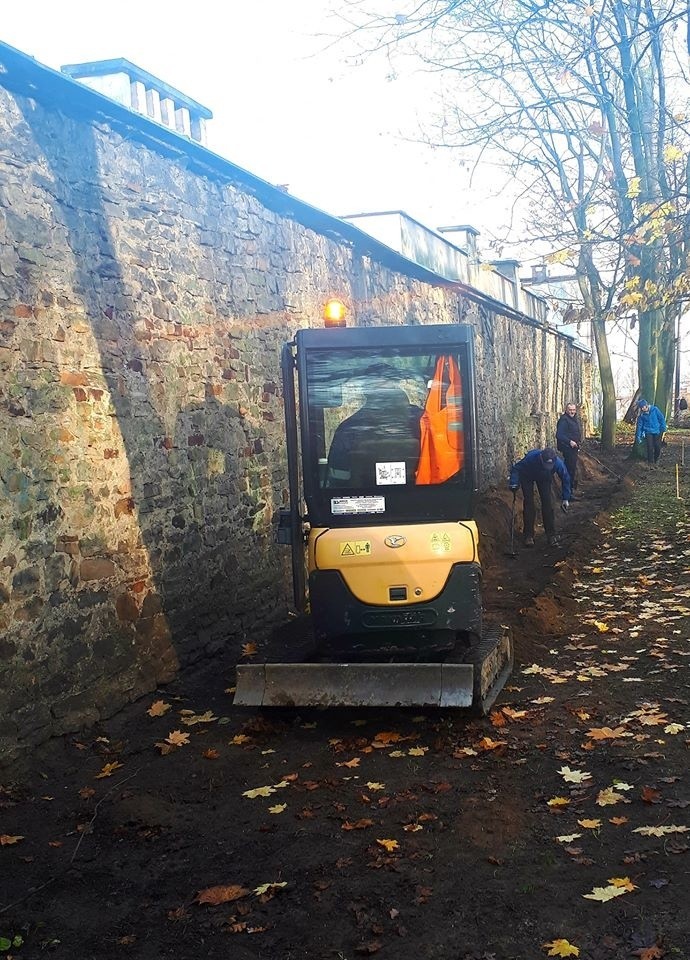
xmin=1 ymin=0 xmax=516 ymax=254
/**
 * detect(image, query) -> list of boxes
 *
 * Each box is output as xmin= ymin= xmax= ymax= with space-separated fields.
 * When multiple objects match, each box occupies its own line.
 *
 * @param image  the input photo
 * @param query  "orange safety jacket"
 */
xmin=416 ymin=355 xmax=465 ymax=484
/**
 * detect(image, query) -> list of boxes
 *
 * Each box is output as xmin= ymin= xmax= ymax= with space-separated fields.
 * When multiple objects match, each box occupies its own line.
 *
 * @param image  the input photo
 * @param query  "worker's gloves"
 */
xmin=561 ymin=500 xmax=570 ymax=513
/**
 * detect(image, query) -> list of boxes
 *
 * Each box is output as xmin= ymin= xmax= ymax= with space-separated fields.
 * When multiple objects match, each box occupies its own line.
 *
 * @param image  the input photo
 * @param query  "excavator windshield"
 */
xmin=299 ymin=337 xmax=476 ymax=526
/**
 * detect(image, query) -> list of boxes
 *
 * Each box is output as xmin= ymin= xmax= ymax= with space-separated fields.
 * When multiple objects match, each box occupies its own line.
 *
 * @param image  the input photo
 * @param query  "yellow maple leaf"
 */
xmin=626 ymin=176 xmax=642 ymax=199
xmin=577 ymin=819 xmax=602 ymax=829
xmin=596 ymin=788 xmax=626 ymax=806
xmin=253 ymin=881 xmax=288 ymax=896
xmin=268 ymin=803 xmax=287 ymax=814
xmin=242 ymin=785 xmax=276 ymax=799
xmin=338 ymin=757 xmax=361 ymax=768
xmin=555 ymin=833 xmax=582 ymax=843
xmin=664 ymin=144 xmax=684 ymax=163
xmin=95 ymin=761 xmax=124 ymax=779
xmin=633 ymin=825 xmax=689 ymax=837
xmin=583 ymin=885 xmax=628 ymax=903
xmin=0 ymin=835 xmax=24 ymax=845
xmin=559 ymin=766 xmax=592 ymax=784
xmin=591 ymin=620 xmax=610 ymax=633
xmin=230 ymin=734 xmax=251 ymax=745
xmin=664 ymin=723 xmax=684 ymax=735
xmin=543 ymin=939 xmax=580 ymax=957
xmin=366 ymin=781 xmax=386 ymax=791
xmin=408 ymin=747 xmax=428 ymax=756
xmin=180 ymin=710 xmax=217 ymax=726
xmin=547 ymin=797 xmax=570 ymax=808
xmin=608 ymin=876 xmax=637 ymax=891
xmin=147 ymin=700 xmax=171 ymax=717
xmin=241 ymin=642 xmax=258 ymax=657
xmin=376 ymin=838 xmax=399 ymax=852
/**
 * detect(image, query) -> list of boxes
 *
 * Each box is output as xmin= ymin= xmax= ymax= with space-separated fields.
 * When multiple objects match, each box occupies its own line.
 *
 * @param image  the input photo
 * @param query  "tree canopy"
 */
xmin=341 ymin=0 xmax=690 ymax=446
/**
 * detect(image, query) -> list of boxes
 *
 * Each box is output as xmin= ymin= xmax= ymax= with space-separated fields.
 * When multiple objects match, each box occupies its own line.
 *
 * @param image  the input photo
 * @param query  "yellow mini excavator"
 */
xmin=234 ymin=310 xmax=512 ymax=711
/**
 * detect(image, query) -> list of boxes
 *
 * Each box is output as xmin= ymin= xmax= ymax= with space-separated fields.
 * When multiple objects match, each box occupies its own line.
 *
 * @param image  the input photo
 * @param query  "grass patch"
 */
xmin=610 ymin=481 xmax=688 ymax=535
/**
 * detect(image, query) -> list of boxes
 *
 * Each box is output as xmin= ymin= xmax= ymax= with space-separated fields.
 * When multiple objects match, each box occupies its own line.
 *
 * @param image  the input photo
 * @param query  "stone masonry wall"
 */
xmin=0 ymin=80 xmax=588 ymax=761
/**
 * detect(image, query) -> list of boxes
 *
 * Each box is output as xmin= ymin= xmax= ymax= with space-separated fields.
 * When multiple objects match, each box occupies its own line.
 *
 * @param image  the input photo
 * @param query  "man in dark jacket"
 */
xmin=556 ymin=402 xmax=582 ymax=497
xmin=509 ymin=447 xmax=571 ymax=547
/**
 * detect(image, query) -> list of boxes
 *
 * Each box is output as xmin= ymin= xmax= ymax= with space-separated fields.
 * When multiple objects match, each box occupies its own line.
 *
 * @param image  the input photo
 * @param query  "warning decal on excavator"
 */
xmin=339 ymin=540 xmax=372 ymax=557
xmin=430 ymin=532 xmax=452 ymax=553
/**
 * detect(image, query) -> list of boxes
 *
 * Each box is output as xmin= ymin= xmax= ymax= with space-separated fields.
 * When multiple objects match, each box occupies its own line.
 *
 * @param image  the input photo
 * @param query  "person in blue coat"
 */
xmin=635 ymin=399 xmax=667 ymax=466
xmin=509 ymin=447 xmax=572 ymax=547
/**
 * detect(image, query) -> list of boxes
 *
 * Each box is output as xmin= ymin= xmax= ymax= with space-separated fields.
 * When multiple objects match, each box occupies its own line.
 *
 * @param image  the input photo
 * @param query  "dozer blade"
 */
xmin=234 ymin=626 xmax=513 ymax=711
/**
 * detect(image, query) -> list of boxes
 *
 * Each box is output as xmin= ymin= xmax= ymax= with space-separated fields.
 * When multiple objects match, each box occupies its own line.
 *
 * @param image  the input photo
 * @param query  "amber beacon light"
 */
xmin=323 ymin=298 xmax=347 ymax=327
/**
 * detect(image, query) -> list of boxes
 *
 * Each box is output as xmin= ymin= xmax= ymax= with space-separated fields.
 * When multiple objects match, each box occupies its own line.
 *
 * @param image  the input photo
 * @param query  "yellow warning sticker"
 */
xmin=339 ymin=540 xmax=372 ymax=557
xmin=430 ymin=533 xmax=452 ymax=553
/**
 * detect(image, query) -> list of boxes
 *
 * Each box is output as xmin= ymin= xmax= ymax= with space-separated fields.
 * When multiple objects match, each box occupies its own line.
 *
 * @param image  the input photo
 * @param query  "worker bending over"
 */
xmin=509 ymin=447 xmax=571 ymax=548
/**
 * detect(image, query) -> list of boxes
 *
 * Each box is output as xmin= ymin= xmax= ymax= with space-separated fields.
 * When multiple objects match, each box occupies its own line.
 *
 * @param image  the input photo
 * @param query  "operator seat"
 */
xmin=326 ymin=386 xmax=422 ymax=487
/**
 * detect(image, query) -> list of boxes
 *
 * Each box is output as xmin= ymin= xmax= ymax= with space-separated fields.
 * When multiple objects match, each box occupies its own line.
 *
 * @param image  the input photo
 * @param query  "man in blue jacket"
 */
xmin=635 ymin=399 xmax=667 ymax=466
xmin=509 ymin=447 xmax=572 ymax=547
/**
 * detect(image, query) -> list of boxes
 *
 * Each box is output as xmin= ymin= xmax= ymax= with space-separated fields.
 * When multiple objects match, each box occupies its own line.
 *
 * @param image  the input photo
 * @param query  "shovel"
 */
xmin=586 ymin=451 xmax=622 ymax=482
xmin=507 ymin=491 xmax=518 ymax=557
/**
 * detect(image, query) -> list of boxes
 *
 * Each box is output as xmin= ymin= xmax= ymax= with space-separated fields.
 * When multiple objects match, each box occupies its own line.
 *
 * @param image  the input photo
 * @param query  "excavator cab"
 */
xmin=234 ymin=323 xmax=512 ymax=710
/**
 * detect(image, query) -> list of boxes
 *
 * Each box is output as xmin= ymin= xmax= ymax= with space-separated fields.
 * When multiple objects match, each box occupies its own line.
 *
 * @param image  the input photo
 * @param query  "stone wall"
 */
xmin=0 ymin=70 xmax=588 ymax=761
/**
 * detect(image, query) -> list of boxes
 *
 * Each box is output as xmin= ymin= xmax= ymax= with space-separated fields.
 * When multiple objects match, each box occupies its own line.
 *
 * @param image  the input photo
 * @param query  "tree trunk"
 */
xmin=592 ymin=318 xmax=617 ymax=450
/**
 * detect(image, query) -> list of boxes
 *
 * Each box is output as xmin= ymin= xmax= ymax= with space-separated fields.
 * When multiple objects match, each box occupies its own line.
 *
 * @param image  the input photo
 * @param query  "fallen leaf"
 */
xmin=609 ymin=816 xmax=629 ymax=826
xmin=78 ymin=787 xmax=96 ymax=800
xmin=586 ymin=726 xmax=626 ymax=740
xmin=338 ymin=758 xmax=361 ymax=768
xmin=633 ymin=825 xmax=689 ymax=837
xmin=582 ymin=884 xmax=628 ymax=902
xmin=196 ymin=884 xmax=250 ymax=905
xmin=559 ymin=766 xmax=592 ymax=784
xmin=376 ymin=838 xmax=399 ymax=852
xmin=166 ymin=730 xmax=190 ymax=747
xmin=366 ymin=782 xmax=386 ymax=792
xmin=355 ymin=940 xmax=383 ymax=955
xmin=556 ymin=833 xmax=582 ymax=843
xmin=241 ymin=642 xmax=258 ymax=657
xmin=664 ymin=723 xmax=684 ymax=735
xmin=633 ymin=947 xmax=665 ymax=960
xmin=95 ymin=761 xmax=124 ymax=779
xmin=242 ymin=785 xmax=276 ymax=799
xmin=147 ymin=700 xmax=171 ymax=717
xmin=547 ymin=797 xmax=570 ymax=808
xmin=253 ymin=881 xmax=287 ymax=896
xmin=543 ymin=939 xmax=580 ymax=957
xmin=577 ymin=819 xmax=602 ymax=829
xmin=475 ymin=737 xmax=507 ymax=751
xmin=0 ymin=835 xmax=24 ymax=845
xmin=596 ymin=788 xmax=626 ymax=806
xmin=408 ymin=747 xmax=428 ymax=756
xmin=608 ymin=876 xmax=637 ymax=891
xmin=180 ymin=710 xmax=217 ymax=726
xmin=342 ymin=819 xmax=374 ymax=831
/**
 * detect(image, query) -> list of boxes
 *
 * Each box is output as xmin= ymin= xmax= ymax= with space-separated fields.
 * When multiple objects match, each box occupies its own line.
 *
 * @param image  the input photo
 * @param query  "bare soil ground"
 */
xmin=1 ymin=441 xmax=688 ymax=960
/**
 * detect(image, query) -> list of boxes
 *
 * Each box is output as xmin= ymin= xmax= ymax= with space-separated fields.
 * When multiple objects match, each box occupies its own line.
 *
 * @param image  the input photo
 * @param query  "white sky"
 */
xmin=0 ymin=0 xmax=515 ymax=254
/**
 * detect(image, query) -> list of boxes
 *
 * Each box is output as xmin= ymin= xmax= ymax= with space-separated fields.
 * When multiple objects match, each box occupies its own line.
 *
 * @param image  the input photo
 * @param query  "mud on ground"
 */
xmin=1 ymin=442 xmax=688 ymax=960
